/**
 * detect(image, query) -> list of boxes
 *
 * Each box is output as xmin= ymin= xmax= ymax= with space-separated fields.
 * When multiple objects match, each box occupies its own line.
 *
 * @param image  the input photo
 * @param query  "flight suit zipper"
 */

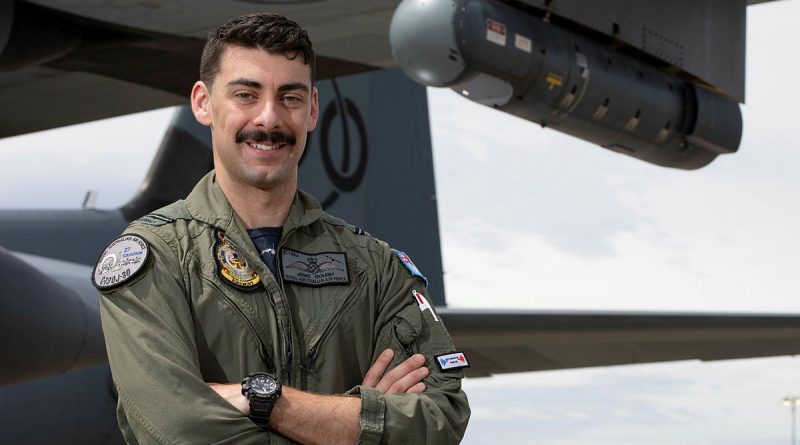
xmin=273 ymin=227 xmax=299 ymax=386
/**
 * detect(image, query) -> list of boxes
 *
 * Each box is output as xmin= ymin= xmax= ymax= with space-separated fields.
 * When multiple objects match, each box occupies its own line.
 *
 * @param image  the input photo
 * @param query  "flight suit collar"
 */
xmin=185 ymin=171 xmax=324 ymax=241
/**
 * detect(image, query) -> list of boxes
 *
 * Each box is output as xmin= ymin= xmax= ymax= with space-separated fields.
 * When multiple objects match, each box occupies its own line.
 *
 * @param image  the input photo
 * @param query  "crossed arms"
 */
xmin=208 ymin=349 xmax=429 ymax=444
xmin=99 ymin=230 xmax=469 ymax=444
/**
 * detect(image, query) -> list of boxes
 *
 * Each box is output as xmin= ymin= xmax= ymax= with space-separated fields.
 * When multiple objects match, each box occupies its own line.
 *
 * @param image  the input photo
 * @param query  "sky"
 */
xmin=1 ymin=1 xmax=800 ymax=444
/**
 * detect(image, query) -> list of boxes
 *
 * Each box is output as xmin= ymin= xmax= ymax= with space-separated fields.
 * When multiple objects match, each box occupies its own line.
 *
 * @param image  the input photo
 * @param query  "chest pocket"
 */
xmin=386 ymin=304 xmax=424 ymax=363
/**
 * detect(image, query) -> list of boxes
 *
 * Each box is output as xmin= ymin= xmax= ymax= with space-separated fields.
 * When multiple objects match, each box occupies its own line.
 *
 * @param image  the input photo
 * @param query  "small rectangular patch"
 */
xmin=486 ymin=19 xmax=507 ymax=46
xmin=435 ymin=352 xmax=470 ymax=372
xmin=281 ymin=249 xmax=349 ymax=286
xmin=514 ymin=34 xmax=532 ymax=53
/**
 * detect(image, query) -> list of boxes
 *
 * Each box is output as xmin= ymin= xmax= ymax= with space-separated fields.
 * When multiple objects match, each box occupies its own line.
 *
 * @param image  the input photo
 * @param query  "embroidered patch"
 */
xmin=412 ymin=290 xmax=438 ymax=322
xmin=281 ymin=249 xmax=349 ymax=286
xmin=435 ymin=351 xmax=470 ymax=372
xmin=393 ymin=249 xmax=428 ymax=286
xmin=92 ymin=234 xmax=149 ymax=290
xmin=214 ymin=230 xmax=261 ymax=291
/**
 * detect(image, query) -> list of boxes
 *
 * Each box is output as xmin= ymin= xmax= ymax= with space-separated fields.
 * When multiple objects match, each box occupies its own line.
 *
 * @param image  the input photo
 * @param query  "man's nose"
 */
xmin=252 ymin=100 xmax=284 ymax=128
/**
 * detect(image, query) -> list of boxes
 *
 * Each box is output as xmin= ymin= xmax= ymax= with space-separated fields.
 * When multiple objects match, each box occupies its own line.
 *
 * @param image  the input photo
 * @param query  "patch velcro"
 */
xmin=92 ymin=234 xmax=149 ymax=290
xmin=434 ymin=351 xmax=470 ymax=372
xmin=281 ymin=249 xmax=349 ymax=286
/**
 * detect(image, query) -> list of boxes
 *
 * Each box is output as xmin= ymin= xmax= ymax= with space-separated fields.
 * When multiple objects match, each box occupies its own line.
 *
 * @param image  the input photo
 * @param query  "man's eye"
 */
xmin=235 ymin=92 xmax=255 ymax=100
xmin=283 ymin=96 xmax=302 ymax=105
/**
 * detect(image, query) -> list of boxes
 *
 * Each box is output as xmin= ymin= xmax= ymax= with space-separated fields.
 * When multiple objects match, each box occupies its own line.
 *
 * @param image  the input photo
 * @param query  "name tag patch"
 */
xmin=92 ymin=234 xmax=149 ymax=290
xmin=281 ymin=249 xmax=349 ymax=286
xmin=435 ymin=352 xmax=470 ymax=372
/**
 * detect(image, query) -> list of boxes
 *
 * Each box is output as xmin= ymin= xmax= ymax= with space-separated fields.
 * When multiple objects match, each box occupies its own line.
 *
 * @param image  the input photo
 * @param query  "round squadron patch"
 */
xmin=214 ymin=230 xmax=261 ymax=291
xmin=92 ymin=235 xmax=149 ymax=290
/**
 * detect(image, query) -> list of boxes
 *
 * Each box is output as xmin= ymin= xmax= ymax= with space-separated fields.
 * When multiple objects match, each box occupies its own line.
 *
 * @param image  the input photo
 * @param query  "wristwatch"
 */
xmin=241 ymin=372 xmax=282 ymax=428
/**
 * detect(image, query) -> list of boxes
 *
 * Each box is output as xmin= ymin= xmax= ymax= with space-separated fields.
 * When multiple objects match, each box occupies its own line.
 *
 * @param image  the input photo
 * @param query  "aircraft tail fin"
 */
xmin=120 ymin=107 xmax=213 ymax=221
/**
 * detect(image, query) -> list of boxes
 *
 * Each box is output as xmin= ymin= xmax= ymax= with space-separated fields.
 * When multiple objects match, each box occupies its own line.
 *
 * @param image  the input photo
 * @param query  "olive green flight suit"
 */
xmin=98 ymin=172 xmax=470 ymax=444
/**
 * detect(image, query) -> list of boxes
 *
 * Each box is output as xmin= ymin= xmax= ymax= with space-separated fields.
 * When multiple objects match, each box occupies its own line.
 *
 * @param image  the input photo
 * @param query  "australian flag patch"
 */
xmin=393 ymin=249 xmax=428 ymax=286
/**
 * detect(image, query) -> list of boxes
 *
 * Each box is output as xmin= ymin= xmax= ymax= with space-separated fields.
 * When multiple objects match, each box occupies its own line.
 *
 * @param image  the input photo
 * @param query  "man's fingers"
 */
xmin=362 ymin=349 xmax=394 ymax=387
xmin=363 ymin=351 xmax=430 ymax=394
xmin=406 ymin=382 xmax=426 ymax=394
xmin=387 ymin=366 xmax=429 ymax=394
xmin=375 ymin=353 xmax=426 ymax=393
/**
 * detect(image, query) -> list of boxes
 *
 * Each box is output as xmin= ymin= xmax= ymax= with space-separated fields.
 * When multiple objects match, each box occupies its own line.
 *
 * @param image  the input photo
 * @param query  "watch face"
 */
xmin=251 ymin=375 xmax=277 ymax=396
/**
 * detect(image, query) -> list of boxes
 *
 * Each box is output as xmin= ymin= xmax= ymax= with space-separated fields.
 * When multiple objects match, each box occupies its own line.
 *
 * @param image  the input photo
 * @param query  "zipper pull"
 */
xmin=301 ymin=346 xmax=319 ymax=372
xmin=403 ymin=343 xmax=414 ymax=359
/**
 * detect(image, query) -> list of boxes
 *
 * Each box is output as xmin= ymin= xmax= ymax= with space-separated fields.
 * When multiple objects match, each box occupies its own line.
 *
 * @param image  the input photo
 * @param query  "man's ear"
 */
xmin=307 ymin=86 xmax=320 ymax=132
xmin=191 ymin=81 xmax=212 ymax=127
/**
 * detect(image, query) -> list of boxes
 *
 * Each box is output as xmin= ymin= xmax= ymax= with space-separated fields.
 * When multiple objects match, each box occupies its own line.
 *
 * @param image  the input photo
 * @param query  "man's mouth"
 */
xmin=246 ymin=141 xmax=283 ymax=151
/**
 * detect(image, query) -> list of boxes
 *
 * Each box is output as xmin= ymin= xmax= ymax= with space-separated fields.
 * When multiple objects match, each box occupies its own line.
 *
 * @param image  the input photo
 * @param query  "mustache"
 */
xmin=235 ymin=129 xmax=296 ymax=146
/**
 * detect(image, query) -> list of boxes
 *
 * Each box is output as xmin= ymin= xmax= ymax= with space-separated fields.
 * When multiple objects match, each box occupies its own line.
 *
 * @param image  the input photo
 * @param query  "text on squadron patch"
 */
xmin=92 ymin=235 xmax=149 ymax=290
xmin=281 ymin=249 xmax=349 ymax=286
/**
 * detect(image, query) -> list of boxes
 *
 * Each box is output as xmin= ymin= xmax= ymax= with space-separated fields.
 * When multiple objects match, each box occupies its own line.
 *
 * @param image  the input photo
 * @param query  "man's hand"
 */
xmin=208 ymin=383 xmax=249 ymax=415
xmin=361 ymin=349 xmax=429 ymax=394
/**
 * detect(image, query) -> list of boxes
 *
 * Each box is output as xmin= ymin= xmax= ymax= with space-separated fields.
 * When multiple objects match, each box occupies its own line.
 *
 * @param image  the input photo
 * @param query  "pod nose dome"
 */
xmin=389 ymin=0 xmax=466 ymax=87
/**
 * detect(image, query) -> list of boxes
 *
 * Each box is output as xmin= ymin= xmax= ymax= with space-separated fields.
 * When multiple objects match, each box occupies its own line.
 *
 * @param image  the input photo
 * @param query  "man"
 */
xmin=94 ymin=13 xmax=470 ymax=445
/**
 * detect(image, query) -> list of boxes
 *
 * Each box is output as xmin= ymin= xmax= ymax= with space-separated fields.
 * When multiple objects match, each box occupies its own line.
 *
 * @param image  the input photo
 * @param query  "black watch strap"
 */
xmin=249 ymin=397 xmax=276 ymax=428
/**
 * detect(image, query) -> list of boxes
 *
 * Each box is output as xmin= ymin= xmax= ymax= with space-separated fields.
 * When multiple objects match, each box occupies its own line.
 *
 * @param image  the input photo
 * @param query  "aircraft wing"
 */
xmin=0 ymin=0 xmax=394 ymax=137
xmin=441 ymin=309 xmax=800 ymax=377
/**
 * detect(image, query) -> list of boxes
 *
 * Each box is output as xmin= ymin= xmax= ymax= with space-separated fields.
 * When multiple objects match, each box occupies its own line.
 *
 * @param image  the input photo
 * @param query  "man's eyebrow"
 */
xmin=227 ymin=78 xmax=262 ymax=89
xmin=278 ymin=82 xmax=310 ymax=93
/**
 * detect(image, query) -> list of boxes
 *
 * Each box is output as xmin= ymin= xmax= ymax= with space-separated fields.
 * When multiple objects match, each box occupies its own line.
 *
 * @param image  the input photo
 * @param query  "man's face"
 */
xmin=191 ymin=45 xmax=318 ymax=192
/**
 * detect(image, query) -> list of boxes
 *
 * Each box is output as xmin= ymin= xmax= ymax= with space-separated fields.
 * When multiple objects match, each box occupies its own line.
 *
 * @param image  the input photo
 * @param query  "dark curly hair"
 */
xmin=199 ymin=13 xmax=315 ymax=87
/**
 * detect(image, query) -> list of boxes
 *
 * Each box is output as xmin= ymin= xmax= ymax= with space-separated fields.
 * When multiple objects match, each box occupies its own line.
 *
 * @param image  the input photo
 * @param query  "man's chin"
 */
xmin=242 ymin=170 xmax=294 ymax=191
